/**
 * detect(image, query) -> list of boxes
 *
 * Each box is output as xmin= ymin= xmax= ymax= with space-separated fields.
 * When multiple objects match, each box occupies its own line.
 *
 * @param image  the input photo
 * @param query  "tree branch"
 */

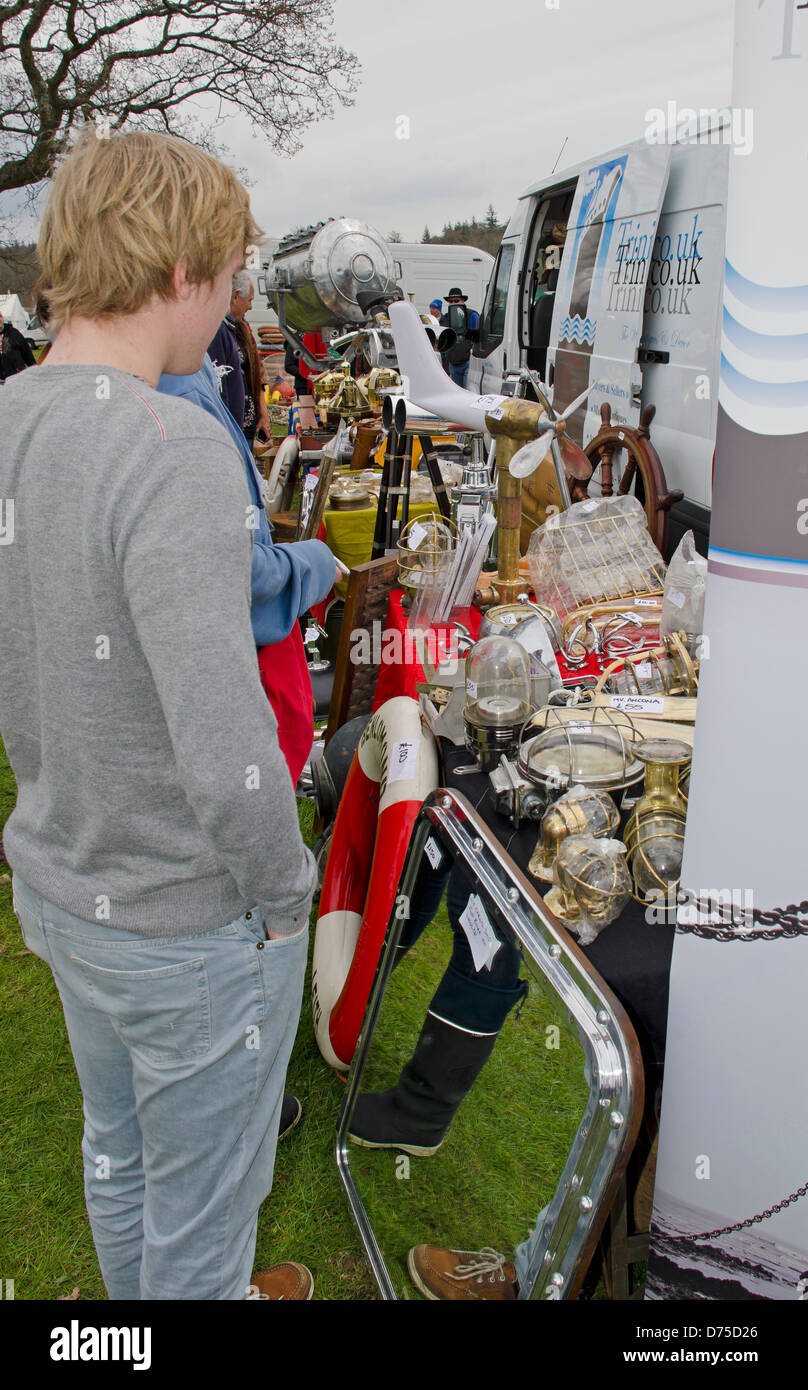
xmin=0 ymin=0 xmax=360 ymax=196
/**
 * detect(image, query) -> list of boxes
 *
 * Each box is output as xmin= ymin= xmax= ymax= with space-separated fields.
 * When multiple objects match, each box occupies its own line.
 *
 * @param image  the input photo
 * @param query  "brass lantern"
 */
xmin=545 ymin=835 xmax=632 ymax=945
xmin=623 ymin=737 xmax=691 ymax=902
xmin=602 ymin=631 xmax=699 ymax=698
xmin=529 ymin=787 xmax=620 ymax=883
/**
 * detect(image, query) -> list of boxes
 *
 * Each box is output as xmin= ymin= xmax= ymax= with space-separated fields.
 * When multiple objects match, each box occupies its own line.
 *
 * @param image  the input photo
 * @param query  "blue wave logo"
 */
xmin=724 ymin=260 xmax=808 ymax=317
xmin=721 ymin=260 xmax=808 ymax=426
xmin=560 ymin=314 xmax=596 ymax=346
xmin=723 ymin=305 xmax=808 ymax=364
xmin=720 ymin=355 xmax=808 ymax=409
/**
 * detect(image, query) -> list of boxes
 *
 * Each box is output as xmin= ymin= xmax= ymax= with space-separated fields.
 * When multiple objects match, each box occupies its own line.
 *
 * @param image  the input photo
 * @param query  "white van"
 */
xmin=247 ymin=241 xmax=281 ymax=339
xmin=390 ymin=242 xmax=494 ymax=318
xmin=468 ymin=136 xmax=730 ymax=550
xmin=0 ymin=292 xmax=47 ymax=350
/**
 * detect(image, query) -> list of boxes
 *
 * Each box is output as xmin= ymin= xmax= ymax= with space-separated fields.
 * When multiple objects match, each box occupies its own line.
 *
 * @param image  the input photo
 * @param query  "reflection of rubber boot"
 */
xmin=348 ymin=1013 xmax=500 ymax=1157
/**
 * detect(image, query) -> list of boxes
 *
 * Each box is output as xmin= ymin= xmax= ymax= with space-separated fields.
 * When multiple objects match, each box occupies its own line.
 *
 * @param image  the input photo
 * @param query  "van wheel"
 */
xmin=582 ymin=403 xmax=683 ymax=558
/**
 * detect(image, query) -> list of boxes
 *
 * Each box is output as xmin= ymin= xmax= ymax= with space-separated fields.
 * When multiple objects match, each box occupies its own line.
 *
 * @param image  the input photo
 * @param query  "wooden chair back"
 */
xmin=325 ymin=555 xmax=399 ymax=745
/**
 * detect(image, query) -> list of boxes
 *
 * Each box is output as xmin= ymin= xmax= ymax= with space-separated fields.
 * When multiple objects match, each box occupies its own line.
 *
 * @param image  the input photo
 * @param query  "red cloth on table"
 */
xmin=299 ymin=332 xmax=329 ymax=383
xmin=257 ymin=626 xmax=313 ymax=786
xmin=372 ymin=591 xmax=482 ymax=708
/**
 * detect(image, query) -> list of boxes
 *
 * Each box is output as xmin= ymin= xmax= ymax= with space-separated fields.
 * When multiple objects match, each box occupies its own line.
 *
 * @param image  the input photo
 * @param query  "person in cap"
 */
xmin=440 ymin=287 xmax=479 ymax=389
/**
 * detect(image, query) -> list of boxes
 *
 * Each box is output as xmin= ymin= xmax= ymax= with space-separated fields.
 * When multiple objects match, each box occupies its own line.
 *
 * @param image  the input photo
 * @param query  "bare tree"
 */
xmin=0 ymin=1 xmax=360 ymax=197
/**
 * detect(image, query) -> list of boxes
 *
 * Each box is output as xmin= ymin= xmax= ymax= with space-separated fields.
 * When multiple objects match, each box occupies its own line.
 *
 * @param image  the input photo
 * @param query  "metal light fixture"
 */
xmin=463 ymin=635 xmax=533 ymax=772
xmin=623 ymin=737 xmax=691 ymax=902
xmin=545 ymin=835 xmax=632 ymax=945
xmin=600 ymin=631 xmax=699 ymax=697
xmin=529 ymin=787 xmax=620 ymax=883
xmin=517 ymin=707 xmax=645 ymax=794
xmin=396 ymin=514 xmax=457 ymax=597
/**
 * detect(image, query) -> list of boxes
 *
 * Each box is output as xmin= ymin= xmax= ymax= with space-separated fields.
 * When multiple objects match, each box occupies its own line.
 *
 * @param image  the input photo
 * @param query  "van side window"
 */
xmin=477 ymin=243 xmax=514 ymax=357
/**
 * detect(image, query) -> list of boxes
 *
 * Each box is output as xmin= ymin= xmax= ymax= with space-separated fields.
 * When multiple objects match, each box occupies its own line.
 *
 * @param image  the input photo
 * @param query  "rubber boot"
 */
xmin=347 ymin=1013 xmax=501 ymax=1157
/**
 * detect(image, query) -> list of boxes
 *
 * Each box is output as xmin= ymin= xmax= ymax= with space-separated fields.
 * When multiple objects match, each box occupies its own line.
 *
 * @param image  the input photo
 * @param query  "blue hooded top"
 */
xmin=158 ymin=356 xmax=334 ymax=647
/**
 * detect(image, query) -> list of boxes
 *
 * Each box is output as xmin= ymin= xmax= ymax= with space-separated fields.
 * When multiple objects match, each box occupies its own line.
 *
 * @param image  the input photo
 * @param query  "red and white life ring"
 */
xmin=312 ymin=696 xmax=438 ymax=1071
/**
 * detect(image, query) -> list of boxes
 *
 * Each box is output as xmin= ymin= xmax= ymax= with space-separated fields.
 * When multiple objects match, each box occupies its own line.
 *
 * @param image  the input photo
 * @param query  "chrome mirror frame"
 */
xmin=335 ymin=788 xmax=644 ymax=1300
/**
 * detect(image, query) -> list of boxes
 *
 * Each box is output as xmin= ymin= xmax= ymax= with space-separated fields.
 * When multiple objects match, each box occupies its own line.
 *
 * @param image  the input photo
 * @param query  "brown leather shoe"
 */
xmin=407 ymin=1245 xmax=517 ymax=1300
xmin=248 ymin=1262 xmax=314 ymax=1300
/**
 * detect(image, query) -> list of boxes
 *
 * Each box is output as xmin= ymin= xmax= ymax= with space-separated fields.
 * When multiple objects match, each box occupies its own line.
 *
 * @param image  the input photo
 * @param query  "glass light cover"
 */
xmin=624 ymin=737 xmax=691 ymax=901
xmin=464 ymin=635 xmax=532 ymax=729
xmin=549 ymin=834 xmax=632 ymax=944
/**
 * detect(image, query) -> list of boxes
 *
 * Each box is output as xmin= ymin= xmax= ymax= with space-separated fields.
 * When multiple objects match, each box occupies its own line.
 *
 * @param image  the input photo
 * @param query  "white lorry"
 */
xmin=467 ymin=134 xmax=731 ymax=551
xmin=389 ymin=242 xmax=494 ymax=317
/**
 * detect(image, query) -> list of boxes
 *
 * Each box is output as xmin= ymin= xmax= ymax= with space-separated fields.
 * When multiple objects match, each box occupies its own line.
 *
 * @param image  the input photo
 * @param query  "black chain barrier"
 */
xmin=673 ymin=894 xmax=808 ymax=942
xmin=682 ymin=1181 xmax=808 ymax=1242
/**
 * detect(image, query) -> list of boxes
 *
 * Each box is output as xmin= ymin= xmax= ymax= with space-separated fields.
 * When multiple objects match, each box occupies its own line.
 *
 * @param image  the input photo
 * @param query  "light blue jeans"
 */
xmin=12 ymin=875 xmax=308 ymax=1301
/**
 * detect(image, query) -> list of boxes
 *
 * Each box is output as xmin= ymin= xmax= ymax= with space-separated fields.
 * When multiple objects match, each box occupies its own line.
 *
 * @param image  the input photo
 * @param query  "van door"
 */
xmin=519 ymin=186 xmax=576 ymax=380
xmin=473 ymin=241 xmax=516 ymax=395
xmin=547 ymin=144 xmax=672 ymax=444
xmin=639 ymin=143 xmax=728 ymax=518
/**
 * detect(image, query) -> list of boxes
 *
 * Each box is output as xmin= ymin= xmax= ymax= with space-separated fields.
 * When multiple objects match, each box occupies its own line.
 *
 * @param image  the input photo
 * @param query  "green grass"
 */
xmin=0 ymin=743 xmax=587 ymax=1301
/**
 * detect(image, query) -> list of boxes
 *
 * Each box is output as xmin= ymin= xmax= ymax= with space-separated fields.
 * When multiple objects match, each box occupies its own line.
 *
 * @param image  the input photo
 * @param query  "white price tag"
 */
xmin=488 ymin=404 xmax=505 ymax=420
xmin=568 ymin=721 xmax=592 ymax=733
xmin=634 ymin=598 xmax=658 ymax=608
xmin=424 ymin=836 xmax=443 ymax=870
xmin=580 ymin=500 xmax=599 ymax=513
xmin=609 ymin=695 xmax=665 ymax=714
xmin=303 ymin=473 xmax=318 ymax=493
xmin=466 ymin=679 xmax=478 ymax=699
xmin=499 ymin=612 xmax=519 ymax=626
xmin=666 ymin=587 xmax=686 ymax=609
xmin=459 ymin=893 xmax=502 ymax=973
xmin=388 ymin=738 xmax=419 ymax=785
xmin=408 ymin=520 xmax=429 ymax=550
xmin=635 ymin=661 xmax=652 ymax=679
xmin=304 ymin=626 xmax=319 ymax=644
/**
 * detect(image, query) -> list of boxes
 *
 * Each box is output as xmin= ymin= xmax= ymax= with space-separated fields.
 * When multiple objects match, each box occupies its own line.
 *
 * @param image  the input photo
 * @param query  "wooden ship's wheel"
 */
xmin=581 ymin=403 xmax=683 ymax=557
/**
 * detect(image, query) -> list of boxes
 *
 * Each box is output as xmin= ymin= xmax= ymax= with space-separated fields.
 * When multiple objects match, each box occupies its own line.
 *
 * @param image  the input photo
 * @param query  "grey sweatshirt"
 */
xmin=0 ymin=364 xmax=315 ymax=936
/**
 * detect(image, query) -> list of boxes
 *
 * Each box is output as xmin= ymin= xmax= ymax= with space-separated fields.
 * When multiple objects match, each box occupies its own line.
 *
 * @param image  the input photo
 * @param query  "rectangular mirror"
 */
xmin=336 ymin=789 xmax=644 ymax=1300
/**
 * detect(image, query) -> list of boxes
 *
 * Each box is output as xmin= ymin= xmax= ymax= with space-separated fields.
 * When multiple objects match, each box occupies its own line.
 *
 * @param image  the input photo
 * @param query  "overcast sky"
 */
xmin=3 ymin=0 xmax=735 ymax=245
xmin=229 ymin=0 xmax=735 ymax=243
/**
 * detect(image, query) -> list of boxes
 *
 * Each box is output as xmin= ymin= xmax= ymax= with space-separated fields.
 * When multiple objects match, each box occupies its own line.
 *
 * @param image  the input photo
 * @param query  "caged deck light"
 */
xmin=623 ymin=737 xmax=691 ymax=903
xmin=529 ymin=786 xmax=621 ymax=884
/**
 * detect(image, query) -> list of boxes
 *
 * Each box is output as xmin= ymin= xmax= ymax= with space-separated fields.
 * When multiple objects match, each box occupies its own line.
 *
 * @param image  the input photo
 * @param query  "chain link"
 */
xmin=676 ymin=1181 xmax=808 ymax=1242
xmin=674 ymin=897 xmax=808 ymax=942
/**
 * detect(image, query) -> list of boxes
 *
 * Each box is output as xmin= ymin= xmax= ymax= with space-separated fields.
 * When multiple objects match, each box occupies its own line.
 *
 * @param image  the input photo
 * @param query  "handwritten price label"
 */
xmin=388 ymin=738 xmax=420 ymax=785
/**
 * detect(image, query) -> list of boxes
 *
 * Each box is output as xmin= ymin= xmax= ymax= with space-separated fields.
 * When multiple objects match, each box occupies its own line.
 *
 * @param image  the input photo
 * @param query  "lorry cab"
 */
xmin=469 ymin=135 xmax=730 ymax=552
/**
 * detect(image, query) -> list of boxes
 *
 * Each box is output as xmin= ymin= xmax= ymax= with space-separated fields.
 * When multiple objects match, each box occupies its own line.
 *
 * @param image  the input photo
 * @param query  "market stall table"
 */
xmin=370 ymin=589 xmax=675 ymax=1069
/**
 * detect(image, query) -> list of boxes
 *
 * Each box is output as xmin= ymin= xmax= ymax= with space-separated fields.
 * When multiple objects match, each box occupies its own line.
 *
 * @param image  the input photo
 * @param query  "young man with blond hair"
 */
xmin=0 ymin=129 xmax=329 ymax=1301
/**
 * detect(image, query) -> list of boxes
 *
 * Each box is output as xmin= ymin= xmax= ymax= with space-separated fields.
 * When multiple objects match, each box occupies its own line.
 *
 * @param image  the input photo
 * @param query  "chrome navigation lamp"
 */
xmin=463 ymin=635 xmax=532 ymax=772
xmin=516 ymin=707 xmax=645 ymax=795
xmin=623 ymin=737 xmax=691 ymax=902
